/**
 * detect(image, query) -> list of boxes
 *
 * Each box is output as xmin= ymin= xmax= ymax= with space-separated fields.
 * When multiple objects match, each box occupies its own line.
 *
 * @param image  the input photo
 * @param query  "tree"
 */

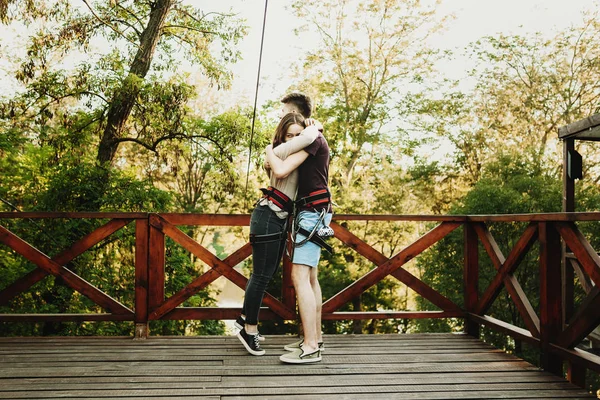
xmin=415 ymin=155 xmax=563 ymax=342
xmin=0 ymin=1 xmax=253 ymax=336
xmin=290 ymin=0 xmax=448 ymax=193
xmin=404 ymin=11 xmax=600 ymax=189
xmin=1 ymin=0 xmax=246 ymax=170
xmin=282 ymin=0 xmax=450 ymax=333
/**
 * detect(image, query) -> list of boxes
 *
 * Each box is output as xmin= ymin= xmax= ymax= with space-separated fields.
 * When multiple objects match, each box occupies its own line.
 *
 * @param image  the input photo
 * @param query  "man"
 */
xmin=266 ymin=96 xmax=332 ymax=364
xmin=279 ymin=92 xmax=313 ymax=120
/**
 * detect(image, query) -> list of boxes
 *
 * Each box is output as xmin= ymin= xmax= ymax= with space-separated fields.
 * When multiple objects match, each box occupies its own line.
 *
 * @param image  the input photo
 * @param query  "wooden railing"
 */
xmin=1 ymin=212 xmax=600 ymax=387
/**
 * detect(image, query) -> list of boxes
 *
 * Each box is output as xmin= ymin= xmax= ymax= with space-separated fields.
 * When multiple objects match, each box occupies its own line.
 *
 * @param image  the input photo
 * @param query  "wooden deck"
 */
xmin=0 ymin=333 xmax=594 ymax=399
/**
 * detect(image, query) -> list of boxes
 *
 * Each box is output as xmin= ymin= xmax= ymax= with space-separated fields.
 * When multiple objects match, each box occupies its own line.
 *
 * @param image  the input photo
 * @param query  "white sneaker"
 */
xmin=283 ymin=338 xmax=324 ymax=352
xmin=279 ymin=348 xmax=321 ymax=364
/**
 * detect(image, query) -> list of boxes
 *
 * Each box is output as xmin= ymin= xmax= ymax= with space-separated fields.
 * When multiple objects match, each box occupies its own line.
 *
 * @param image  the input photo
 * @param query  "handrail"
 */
xmin=1 ymin=212 xmax=600 ymax=387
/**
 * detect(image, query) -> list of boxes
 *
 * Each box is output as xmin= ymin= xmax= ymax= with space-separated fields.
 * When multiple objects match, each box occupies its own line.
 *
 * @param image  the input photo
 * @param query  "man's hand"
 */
xmin=304 ymin=118 xmax=324 ymax=132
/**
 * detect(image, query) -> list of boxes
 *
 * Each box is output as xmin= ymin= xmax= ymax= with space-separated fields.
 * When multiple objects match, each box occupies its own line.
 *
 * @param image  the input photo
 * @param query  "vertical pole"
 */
xmin=134 ymin=218 xmax=149 ymax=339
xmin=562 ymin=139 xmax=583 ymax=384
xmin=563 ymin=139 xmax=575 ymax=212
xmin=539 ymin=222 xmax=563 ymax=375
xmin=464 ymin=223 xmax=479 ymax=337
xmin=563 ymin=139 xmax=575 ymax=321
xmin=148 ymin=214 xmax=165 ymax=319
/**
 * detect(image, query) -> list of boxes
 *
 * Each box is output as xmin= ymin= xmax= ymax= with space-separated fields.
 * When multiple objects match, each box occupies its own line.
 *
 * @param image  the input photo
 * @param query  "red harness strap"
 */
xmin=295 ymin=189 xmax=331 ymax=209
xmin=260 ymin=186 xmax=293 ymax=212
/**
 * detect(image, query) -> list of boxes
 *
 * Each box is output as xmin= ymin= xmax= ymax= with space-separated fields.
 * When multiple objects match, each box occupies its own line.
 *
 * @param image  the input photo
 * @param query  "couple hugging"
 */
xmin=235 ymin=92 xmax=332 ymax=364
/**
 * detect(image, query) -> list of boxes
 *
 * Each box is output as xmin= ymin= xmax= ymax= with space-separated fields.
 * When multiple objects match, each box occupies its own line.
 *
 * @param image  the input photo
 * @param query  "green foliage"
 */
xmin=414 ymin=156 xmax=570 ymax=361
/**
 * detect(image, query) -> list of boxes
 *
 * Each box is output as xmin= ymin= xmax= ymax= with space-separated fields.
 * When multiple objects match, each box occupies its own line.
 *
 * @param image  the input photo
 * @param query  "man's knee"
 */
xmin=291 ymin=263 xmax=311 ymax=285
xmin=309 ymin=272 xmax=319 ymax=286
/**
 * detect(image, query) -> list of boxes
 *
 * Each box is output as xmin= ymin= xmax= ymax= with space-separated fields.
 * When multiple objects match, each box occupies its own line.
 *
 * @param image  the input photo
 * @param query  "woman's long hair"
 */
xmin=272 ymin=113 xmax=305 ymax=148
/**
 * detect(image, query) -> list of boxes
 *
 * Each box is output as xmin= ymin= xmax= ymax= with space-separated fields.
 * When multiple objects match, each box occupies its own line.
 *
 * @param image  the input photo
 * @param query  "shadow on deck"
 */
xmin=0 ymin=333 xmax=594 ymax=399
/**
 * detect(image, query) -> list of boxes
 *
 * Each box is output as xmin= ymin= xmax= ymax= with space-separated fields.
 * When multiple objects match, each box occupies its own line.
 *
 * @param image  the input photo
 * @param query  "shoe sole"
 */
xmin=279 ymin=352 xmax=321 ymax=364
xmin=236 ymin=332 xmax=265 ymax=356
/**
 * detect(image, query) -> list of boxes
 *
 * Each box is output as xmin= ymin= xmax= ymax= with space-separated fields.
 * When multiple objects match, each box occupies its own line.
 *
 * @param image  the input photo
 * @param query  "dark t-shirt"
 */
xmin=297 ymin=133 xmax=331 ymax=212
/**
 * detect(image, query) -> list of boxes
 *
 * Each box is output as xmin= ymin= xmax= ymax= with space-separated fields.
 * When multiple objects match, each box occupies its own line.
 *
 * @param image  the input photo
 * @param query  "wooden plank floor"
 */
xmin=0 ymin=333 xmax=594 ymax=399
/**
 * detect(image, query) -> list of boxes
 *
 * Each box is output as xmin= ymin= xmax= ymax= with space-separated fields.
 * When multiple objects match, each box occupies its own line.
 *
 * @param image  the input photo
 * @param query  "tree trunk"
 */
xmin=97 ymin=0 xmax=173 ymax=165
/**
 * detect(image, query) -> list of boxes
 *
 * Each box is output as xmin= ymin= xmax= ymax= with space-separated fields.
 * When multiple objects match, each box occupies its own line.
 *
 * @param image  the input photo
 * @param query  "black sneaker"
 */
xmin=234 ymin=315 xmax=245 ymax=330
xmin=234 ymin=316 xmax=265 ymax=342
xmin=236 ymin=328 xmax=265 ymax=356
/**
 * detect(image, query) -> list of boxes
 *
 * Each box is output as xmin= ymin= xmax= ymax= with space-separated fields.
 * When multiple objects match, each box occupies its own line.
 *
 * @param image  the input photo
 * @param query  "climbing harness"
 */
xmin=259 ymin=186 xmax=294 ymax=213
xmin=294 ymin=189 xmax=331 ymax=210
xmin=249 ymin=218 xmax=288 ymax=244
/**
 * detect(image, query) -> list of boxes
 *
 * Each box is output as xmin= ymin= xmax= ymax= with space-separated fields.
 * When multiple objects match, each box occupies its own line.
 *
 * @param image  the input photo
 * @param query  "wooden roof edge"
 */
xmin=558 ymin=113 xmax=600 ymax=140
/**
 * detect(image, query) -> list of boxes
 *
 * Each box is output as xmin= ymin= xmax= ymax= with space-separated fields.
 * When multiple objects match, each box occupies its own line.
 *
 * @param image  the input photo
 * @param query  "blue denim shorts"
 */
xmin=292 ymin=210 xmax=333 ymax=267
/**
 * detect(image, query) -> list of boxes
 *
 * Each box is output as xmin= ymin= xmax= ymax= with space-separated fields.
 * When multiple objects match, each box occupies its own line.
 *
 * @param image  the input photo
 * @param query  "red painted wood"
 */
xmin=331 ymin=222 xmax=461 ymax=312
xmin=473 ymin=223 xmax=540 ymax=337
xmin=0 ymin=219 xmax=130 ymax=305
xmin=0 ymin=212 xmax=144 ymax=219
xmin=475 ymin=223 xmax=538 ymax=315
xmin=322 ymin=310 xmax=464 ymax=320
xmin=160 ymin=213 xmax=250 ymax=226
xmin=467 ymin=212 xmax=600 ymax=222
xmin=323 ymin=222 xmax=461 ymax=313
xmin=391 ymin=268 xmax=462 ymax=312
xmin=539 ymin=222 xmax=564 ymax=375
xmin=0 ymin=225 xmax=133 ymax=315
xmin=550 ymin=344 xmax=600 ymax=374
xmin=558 ymin=287 xmax=600 ymax=348
xmin=149 ymin=244 xmax=252 ymax=320
xmin=468 ymin=314 xmax=539 ymax=346
xmin=148 ymin=215 xmax=166 ymax=310
xmin=555 ymin=222 xmax=600 ymax=286
xmin=330 ymin=221 xmax=388 ymax=265
xmin=135 ymin=219 xmax=149 ymax=325
xmin=464 ymin=223 xmax=480 ymax=337
xmin=161 ymin=307 xmax=279 ymax=321
xmin=150 ymin=215 xmax=294 ymax=320
xmin=0 ymin=313 xmax=133 ymax=322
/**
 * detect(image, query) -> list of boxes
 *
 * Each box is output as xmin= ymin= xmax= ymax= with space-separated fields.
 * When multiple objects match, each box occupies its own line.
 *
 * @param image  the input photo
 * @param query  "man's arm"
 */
xmin=266 ymin=145 xmax=310 ymax=179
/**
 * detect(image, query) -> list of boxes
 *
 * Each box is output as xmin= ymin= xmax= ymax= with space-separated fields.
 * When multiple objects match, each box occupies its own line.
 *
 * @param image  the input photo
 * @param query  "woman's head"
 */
xmin=273 ymin=113 xmax=305 ymax=148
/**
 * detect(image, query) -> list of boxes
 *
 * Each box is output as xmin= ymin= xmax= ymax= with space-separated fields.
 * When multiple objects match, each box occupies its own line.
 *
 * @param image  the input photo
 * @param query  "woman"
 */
xmin=236 ymin=112 xmax=318 ymax=356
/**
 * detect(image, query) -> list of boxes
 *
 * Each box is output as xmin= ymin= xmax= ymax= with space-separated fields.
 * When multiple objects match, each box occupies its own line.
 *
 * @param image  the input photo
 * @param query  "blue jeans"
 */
xmin=242 ymin=204 xmax=287 ymax=325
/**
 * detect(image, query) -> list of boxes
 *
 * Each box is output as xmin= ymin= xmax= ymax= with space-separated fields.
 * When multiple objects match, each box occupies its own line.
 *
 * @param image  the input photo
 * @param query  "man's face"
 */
xmin=279 ymin=103 xmax=298 ymax=119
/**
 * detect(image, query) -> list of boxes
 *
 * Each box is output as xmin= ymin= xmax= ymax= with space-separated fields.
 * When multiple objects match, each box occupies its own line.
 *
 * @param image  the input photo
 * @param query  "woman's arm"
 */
xmin=272 ymin=125 xmax=319 ymax=160
xmin=266 ymin=145 xmax=310 ymax=179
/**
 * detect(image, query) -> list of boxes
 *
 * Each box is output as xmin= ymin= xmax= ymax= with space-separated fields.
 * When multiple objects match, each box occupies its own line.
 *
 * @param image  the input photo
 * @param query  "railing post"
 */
xmin=464 ymin=222 xmax=479 ymax=337
xmin=539 ymin=222 xmax=563 ymax=375
xmin=134 ymin=217 xmax=149 ymax=339
xmin=148 ymin=214 xmax=166 ymax=329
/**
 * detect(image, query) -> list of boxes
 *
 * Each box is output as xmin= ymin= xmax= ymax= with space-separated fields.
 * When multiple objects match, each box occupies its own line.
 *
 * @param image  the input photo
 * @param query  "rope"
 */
xmin=243 ymin=0 xmax=269 ymax=210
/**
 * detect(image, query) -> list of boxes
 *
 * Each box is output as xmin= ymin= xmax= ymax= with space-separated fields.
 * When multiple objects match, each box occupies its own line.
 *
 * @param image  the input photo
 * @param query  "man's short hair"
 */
xmin=281 ymin=92 xmax=312 ymax=118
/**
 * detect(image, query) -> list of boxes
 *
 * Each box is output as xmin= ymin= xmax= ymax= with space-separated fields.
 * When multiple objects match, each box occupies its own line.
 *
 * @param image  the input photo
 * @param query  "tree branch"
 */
xmin=114 ymin=133 xmax=226 ymax=155
xmin=116 ymin=2 xmax=146 ymax=31
xmin=162 ymin=24 xmax=216 ymax=35
xmin=80 ymin=0 xmax=139 ymax=46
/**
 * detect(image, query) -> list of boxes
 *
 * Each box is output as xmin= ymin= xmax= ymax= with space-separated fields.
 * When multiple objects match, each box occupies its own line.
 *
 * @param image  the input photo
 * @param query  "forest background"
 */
xmin=1 ymin=0 xmax=600 ymax=378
